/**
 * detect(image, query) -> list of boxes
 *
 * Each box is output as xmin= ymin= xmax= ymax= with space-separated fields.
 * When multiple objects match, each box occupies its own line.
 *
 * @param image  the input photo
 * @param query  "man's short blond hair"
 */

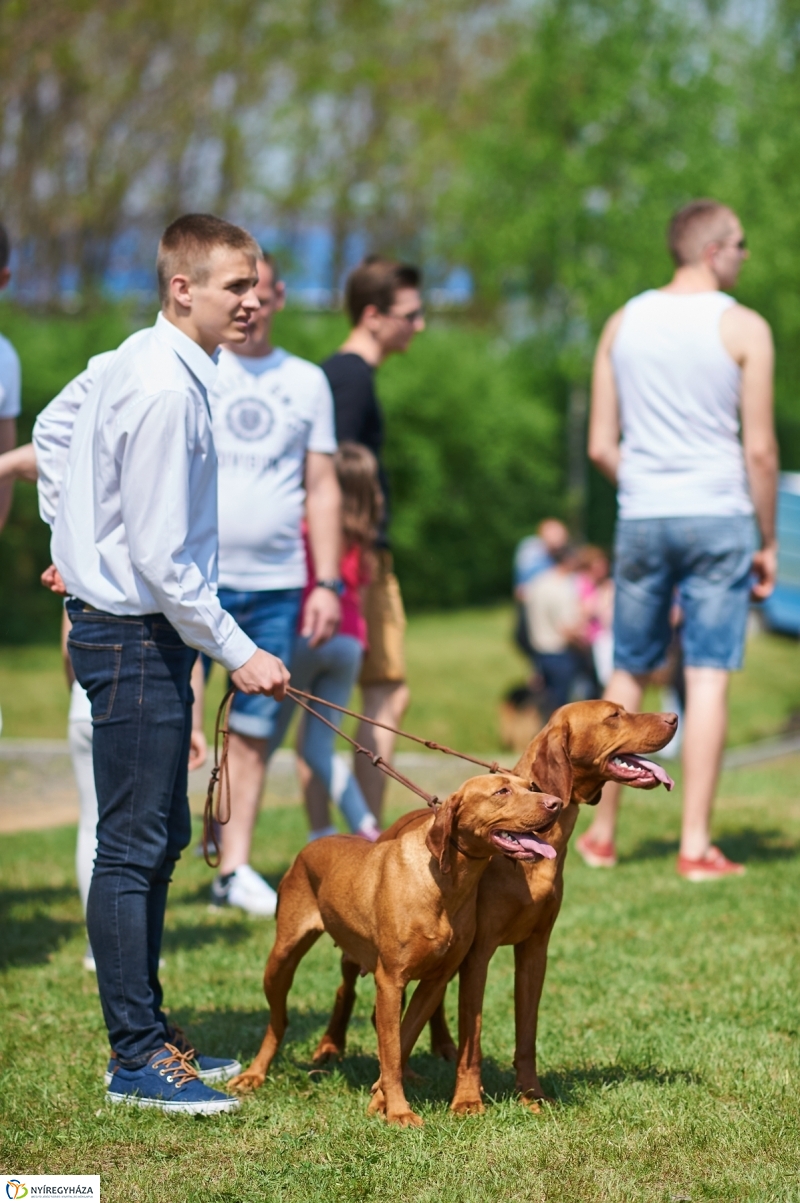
xmin=667 ymin=200 xmax=737 ymax=267
xmin=156 ymin=213 xmax=260 ymax=305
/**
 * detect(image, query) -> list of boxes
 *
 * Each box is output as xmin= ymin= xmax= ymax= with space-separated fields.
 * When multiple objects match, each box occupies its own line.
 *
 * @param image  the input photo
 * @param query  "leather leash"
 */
xmin=203 ymin=685 xmax=515 ymax=869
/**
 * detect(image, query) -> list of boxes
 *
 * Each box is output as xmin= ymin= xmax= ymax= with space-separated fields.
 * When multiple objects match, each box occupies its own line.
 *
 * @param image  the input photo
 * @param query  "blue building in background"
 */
xmin=761 ymin=473 xmax=800 ymax=637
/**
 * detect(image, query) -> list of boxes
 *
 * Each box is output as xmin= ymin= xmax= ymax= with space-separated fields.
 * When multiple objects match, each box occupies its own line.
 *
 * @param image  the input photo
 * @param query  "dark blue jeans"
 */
xmin=538 ymin=650 xmax=581 ymax=714
xmin=66 ymin=600 xmax=196 ymax=1067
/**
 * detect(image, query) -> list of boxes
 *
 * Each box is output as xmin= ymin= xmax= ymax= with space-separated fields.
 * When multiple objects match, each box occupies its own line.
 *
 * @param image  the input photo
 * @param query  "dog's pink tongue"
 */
xmin=631 ymin=755 xmax=675 ymax=791
xmin=517 ymin=834 xmax=557 ymax=859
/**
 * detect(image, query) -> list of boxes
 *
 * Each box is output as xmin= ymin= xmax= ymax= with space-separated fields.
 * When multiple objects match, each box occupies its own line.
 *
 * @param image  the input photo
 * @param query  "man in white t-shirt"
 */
xmin=202 ymin=251 xmax=342 ymax=916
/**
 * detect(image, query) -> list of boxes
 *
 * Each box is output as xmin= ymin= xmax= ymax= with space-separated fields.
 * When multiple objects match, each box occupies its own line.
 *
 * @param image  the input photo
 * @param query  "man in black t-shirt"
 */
xmin=322 ymin=256 xmax=425 ymax=823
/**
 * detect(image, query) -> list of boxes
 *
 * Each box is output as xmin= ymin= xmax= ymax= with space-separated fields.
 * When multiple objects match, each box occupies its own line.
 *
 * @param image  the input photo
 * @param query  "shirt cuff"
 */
xmin=217 ymin=627 xmax=259 ymax=674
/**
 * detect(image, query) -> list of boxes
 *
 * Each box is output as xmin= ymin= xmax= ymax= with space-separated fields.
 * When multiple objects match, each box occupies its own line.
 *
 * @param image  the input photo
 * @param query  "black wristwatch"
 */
xmin=315 ymin=578 xmax=345 ymax=597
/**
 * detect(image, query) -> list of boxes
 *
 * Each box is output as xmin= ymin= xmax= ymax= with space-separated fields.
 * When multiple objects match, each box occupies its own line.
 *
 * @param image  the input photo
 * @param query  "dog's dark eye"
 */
xmin=493 ymin=787 xmax=511 ymax=797
xmin=605 ymin=710 xmax=621 ymax=722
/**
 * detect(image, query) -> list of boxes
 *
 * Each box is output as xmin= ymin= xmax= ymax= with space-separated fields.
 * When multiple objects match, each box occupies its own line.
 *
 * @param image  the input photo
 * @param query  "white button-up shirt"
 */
xmin=50 ymin=314 xmax=257 ymax=671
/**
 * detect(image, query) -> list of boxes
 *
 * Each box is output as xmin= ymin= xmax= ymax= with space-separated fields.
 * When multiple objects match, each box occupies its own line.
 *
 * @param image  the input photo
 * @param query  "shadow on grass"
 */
xmin=160 ymin=919 xmax=252 ymax=953
xmin=0 ymin=885 xmax=80 ymax=969
xmin=172 ymin=1007 xmax=338 ymax=1061
xmin=625 ymin=827 xmax=798 ymax=865
xmin=180 ymin=1003 xmax=703 ymax=1112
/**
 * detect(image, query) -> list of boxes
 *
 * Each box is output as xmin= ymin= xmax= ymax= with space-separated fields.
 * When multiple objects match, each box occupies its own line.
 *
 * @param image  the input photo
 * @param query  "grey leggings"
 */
xmin=269 ymin=634 xmax=372 ymax=833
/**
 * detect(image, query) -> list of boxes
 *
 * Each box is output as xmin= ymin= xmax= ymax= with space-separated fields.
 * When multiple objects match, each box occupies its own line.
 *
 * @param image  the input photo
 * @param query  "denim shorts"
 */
xmin=613 ymin=515 xmax=757 ymax=673
xmin=217 ymin=587 xmax=302 ymax=739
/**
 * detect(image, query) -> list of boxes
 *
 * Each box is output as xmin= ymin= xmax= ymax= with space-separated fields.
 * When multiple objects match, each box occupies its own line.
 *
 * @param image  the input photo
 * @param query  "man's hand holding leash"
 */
xmin=231 ymin=647 xmax=290 ymax=699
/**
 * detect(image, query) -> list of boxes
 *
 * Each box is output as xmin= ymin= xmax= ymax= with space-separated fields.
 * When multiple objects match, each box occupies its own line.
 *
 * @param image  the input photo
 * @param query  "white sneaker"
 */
xmin=211 ymin=864 xmax=277 ymax=917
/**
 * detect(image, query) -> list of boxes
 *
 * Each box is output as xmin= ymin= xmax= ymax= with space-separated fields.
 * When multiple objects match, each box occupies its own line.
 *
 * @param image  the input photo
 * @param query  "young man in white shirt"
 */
xmin=581 ymin=200 xmax=778 ymax=881
xmin=200 ymin=252 xmax=342 ymax=915
xmin=49 ymin=214 xmax=290 ymax=1114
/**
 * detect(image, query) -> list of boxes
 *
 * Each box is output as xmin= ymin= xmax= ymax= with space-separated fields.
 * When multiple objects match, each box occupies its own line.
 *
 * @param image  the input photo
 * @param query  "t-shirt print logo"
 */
xmin=226 ymin=397 xmax=275 ymax=442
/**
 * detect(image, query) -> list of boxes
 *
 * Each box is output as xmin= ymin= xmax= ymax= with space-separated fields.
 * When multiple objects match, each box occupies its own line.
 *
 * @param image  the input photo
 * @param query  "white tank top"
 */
xmin=612 ymin=290 xmax=753 ymax=520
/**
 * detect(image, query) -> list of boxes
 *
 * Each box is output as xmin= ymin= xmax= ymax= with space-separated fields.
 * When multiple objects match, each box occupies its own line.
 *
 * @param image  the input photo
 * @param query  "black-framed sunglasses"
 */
xmin=390 ymin=307 xmax=425 ymax=323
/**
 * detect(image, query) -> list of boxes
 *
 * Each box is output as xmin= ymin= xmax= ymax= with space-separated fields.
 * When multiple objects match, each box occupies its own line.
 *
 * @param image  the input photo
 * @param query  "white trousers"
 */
xmin=69 ymin=717 xmax=98 ymax=916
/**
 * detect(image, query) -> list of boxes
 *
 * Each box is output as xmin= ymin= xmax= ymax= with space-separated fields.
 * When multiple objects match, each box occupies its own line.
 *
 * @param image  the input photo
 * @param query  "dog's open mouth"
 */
xmin=491 ymin=830 xmax=557 ymax=860
xmin=607 ymin=753 xmax=674 ymax=791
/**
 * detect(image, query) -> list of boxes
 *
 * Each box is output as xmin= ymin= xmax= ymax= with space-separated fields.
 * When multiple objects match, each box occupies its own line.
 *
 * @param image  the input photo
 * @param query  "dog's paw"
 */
xmin=367 ymin=1087 xmax=386 ymax=1116
xmin=450 ymin=1097 xmax=485 ymax=1116
xmin=518 ymin=1089 xmax=555 ymax=1113
xmin=311 ymin=1035 xmax=343 ymax=1064
xmin=387 ymin=1108 xmax=424 ymax=1128
xmin=228 ymin=1071 xmax=264 ymax=1094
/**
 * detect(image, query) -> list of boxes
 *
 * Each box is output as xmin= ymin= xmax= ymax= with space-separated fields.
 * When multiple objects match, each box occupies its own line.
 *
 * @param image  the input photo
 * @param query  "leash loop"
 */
xmin=202 ymin=687 xmax=234 ymax=868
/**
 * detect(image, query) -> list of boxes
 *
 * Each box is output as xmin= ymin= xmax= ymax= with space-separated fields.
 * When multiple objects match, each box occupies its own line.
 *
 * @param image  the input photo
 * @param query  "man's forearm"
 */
xmin=746 ymin=444 xmax=779 ymax=547
xmin=588 ymin=443 xmax=620 ymax=485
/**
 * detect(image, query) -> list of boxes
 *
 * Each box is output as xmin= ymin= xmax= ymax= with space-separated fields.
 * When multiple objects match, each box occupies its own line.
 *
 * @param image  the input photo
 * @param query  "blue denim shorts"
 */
xmin=217 ymin=587 xmax=302 ymax=739
xmin=613 ymin=516 xmax=757 ymax=673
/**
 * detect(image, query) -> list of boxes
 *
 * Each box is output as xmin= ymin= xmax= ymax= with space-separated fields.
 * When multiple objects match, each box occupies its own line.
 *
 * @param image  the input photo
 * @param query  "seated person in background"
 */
xmin=268 ymin=442 xmax=384 ymax=842
xmin=522 ymin=545 xmax=586 ymax=714
xmin=512 ymin=518 xmax=570 ymax=662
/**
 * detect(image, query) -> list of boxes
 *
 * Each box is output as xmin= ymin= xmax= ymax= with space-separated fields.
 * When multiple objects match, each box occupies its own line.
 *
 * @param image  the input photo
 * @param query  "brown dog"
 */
xmin=313 ymin=700 xmax=677 ymax=1112
xmin=229 ymin=774 xmax=562 ymax=1126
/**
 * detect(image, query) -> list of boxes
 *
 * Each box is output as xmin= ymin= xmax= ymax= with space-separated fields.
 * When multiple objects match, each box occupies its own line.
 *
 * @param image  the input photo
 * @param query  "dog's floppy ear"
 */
xmin=526 ymin=720 xmax=573 ymax=804
xmin=426 ymin=791 xmax=462 ymax=874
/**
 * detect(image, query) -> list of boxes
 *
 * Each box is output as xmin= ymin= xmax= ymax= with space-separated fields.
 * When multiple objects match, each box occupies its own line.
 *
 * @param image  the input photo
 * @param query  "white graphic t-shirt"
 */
xmin=0 ymin=333 xmax=21 ymax=418
xmin=211 ymin=347 xmax=337 ymax=591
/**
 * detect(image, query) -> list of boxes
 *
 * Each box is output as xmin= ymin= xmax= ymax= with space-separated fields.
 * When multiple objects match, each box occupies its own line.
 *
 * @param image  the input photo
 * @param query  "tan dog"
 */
xmin=313 ymin=700 xmax=677 ymax=1112
xmin=229 ymin=774 xmax=562 ymax=1126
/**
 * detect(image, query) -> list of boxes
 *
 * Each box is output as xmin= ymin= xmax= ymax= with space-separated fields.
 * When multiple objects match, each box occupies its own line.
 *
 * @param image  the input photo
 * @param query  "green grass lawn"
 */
xmin=3 ymin=606 xmax=800 ymax=750
xmin=1 ymin=757 xmax=798 ymax=1201
xmin=2 ymin=608 xmax=800 ymax=1200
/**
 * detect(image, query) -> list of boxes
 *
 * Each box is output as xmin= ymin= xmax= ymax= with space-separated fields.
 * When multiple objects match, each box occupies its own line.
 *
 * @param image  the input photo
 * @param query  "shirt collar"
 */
xmin=155 ymin=312 xmax=219 ymax=391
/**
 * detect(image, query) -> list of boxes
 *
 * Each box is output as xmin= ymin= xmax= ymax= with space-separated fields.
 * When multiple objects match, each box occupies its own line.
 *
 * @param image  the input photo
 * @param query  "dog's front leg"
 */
xmin=513 ymin=921 xmax=557 ymax=1110
xmin=368 ymin=965 xmax=422 ymax=1127
xmin=450 ymin=941 xmax=493 ymax=1115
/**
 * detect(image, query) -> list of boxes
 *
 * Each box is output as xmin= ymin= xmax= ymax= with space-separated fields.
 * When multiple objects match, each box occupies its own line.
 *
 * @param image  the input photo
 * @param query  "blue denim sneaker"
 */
xmin=105 ymin=1027 xmax=241 ymax=1086
xmin=105 ymin=1044 xmax=241 ymax=1114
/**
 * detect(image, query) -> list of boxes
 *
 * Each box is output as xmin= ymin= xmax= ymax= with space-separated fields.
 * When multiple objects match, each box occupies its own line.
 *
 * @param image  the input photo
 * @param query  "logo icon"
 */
xmin=6 ymin=1182 xmax=28 ymax=1200
xmin=226 ymin=397 xmax=274 ymax=442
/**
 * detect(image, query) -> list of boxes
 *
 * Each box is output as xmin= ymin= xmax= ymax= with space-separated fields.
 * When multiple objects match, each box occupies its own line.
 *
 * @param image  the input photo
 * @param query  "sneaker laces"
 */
xmin=151 ymin=1043 xmax=199 ymax=1088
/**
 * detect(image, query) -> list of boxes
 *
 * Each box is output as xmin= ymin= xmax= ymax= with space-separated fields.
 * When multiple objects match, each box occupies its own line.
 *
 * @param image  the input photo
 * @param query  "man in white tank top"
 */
xmin=579 ymin=199 xmax=778 ymax=881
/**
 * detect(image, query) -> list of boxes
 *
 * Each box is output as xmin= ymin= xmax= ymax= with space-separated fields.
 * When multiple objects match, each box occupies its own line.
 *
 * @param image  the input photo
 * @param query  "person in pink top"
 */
xmin=269 ymin=442 xmax=383 ymax=839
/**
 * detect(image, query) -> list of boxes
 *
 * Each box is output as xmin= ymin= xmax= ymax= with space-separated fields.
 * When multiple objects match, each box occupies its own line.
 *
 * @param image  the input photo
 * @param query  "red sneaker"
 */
xmin=575 ymin=831 xmax=617 ymax=868
xmin=677 ymin=845 xmax=745 ymax=882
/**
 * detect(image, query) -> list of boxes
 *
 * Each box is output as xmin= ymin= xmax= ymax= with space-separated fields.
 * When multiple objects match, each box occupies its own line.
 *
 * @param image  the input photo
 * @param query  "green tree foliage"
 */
xmin=445 ymin=0 xmax=800 ymax=539
xmin=0 ymin=305 xmax=136 ymax=641
xmin=3 ymin=0 xmax=800 ymax=632
xmin=0 ymin=304 xmax=557 ymax=638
